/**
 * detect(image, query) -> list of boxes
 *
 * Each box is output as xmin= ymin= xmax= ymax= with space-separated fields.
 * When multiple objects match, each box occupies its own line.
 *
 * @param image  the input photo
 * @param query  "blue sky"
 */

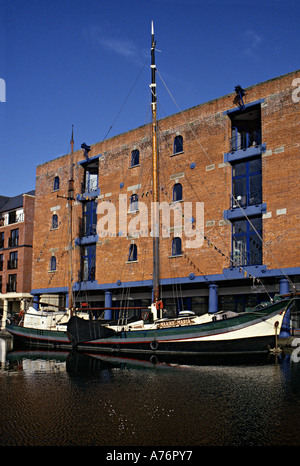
xmin=0 ymin=0 xmax=299 ymax=197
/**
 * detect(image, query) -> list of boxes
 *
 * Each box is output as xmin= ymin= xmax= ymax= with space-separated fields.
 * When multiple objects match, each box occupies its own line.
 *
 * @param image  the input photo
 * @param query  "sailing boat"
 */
xmin=66 ymin=23 xmax=297 ymax=356
xmin=6 ymin=129 xmax=85 ymax=349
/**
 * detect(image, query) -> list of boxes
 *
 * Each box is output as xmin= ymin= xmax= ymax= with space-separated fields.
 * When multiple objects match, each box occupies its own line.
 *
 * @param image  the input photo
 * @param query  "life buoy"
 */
xmin=150 ymin=340 xmax=158 ymax=350
xmin=142 ymin=311 xmax=150 ymax=321
xmin=156 ymin=300 xmax=163 ymax=310
xmin=19 ymin=310 xmax=25 ymax=318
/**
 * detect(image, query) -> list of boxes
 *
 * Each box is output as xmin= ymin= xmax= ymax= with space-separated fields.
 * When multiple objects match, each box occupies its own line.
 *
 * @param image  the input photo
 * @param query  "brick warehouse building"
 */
xmin=31 ymin=69 xmax=300 ymax=331
xmin=0 ymin=190 xmax=35 ymax=328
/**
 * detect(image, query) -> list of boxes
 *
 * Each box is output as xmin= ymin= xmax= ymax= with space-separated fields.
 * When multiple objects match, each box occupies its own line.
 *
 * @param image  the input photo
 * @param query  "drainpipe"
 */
xmin=104 ymin=291 xmax=113 ymax=320
xmin=209 ymin=283 xmax=218 ymax=314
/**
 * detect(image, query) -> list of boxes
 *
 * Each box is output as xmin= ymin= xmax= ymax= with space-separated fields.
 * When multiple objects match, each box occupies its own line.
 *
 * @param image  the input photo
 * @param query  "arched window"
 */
xmin=128 ymin=244 xmax=137 ymax=262
xmin=50 ymin=256 xmax=56 ymax=271
xmin=131 ymin=149 xmax=139 ymax=167
xmin=130 ymin=194 xmax=139 ymax=212
xmin=172 ymin=183 xmax=183 ymax=202
xmin=52 ymin=214 xmax=58 ymax=229
xmin=172 ymin=237 xmax=182 ymax=256
xmin=173 ymin=135 xmax=183 ymax=154
xmin=53 ymin=176 xmax=60 ymax=191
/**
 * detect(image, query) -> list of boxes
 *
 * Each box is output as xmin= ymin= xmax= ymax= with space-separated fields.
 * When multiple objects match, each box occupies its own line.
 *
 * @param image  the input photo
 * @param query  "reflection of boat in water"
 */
xmin=65 ymin=349 xmax=278 ymax=377
xmin=3 ymin=349 xmax=69 ymax=373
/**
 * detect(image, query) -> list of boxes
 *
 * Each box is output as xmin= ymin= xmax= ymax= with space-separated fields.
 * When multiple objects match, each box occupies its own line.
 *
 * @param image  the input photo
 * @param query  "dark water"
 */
xmin=1 ymin=337 xmax=300 ymax=448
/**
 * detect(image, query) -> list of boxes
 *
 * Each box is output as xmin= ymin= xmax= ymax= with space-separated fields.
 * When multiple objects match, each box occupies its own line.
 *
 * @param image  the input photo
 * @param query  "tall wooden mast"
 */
xmin=68 ymin=125 xmax=74 ymax=315
xmin=151 ymin=21 xmax=160 ymax=303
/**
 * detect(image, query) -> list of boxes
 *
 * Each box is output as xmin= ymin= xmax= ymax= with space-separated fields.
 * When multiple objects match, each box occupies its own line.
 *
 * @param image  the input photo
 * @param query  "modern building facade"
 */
xmin=31 ymin=69 xmax=300 ymax=331
xmin=0 ymin=190 xmax=35 ymax=328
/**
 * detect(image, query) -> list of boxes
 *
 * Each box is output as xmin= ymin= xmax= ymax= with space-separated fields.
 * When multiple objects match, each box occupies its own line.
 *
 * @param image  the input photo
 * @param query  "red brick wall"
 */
xmin=31 ymin=69 xmax=300 ymax=291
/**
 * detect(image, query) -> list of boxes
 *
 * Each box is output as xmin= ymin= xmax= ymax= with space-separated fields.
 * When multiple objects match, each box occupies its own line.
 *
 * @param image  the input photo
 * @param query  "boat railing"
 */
xmin=230 ymin=130 xmax=262 ymax=152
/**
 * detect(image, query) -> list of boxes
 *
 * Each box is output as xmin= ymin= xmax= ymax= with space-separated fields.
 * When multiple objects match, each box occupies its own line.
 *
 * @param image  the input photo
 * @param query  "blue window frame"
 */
xmin=53 ymin=176 xmax=60 ymax=191
xmin=172 ymin=183 xmax=182 ymax=202
xmin=232 ymin=217 xmax=262 ymax=266
xmin=131 ymin=149 xmax=139 ymax=167
xmin=232 ymin=157 xmax=262 ymax=208
xmin=172 ymin=237 xmax=182 ymax=256
xmin=173 ymin=135 xmax=183 ymax=154
xmin=52 ymin=214 xmax=58 ymax=229
xmin=83 ymin=201 xmax=97 ymax=236
xmin=128 ymin=244 xmax=137 ymax=262
xmin=50 ymin=256 xmax=56 ymax=271
xmin=81 ymin=245 xmax=96 ymax=281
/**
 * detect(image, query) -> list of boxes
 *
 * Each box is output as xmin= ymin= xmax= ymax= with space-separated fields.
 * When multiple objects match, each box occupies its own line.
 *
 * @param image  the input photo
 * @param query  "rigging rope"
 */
xmin=102 ymin=55 xmax=149 ymax=142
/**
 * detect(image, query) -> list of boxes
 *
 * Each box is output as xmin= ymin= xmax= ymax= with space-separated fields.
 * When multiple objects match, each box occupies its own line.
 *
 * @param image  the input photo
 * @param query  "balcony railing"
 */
xmin=230 ymin=130 xmax=262 ymax=153
xmin=78 ymin=218 xmax=97 ymax=238
xmin=83 ymin=224 xmax=97 ymax=237
xmin=77 ymin=268 xmax=95 ymax=282
xmin=81 ymin=178 xmax=98 ymax=194
xmin=231 ymin=189 xmax=262 ymax=209
xmin=231 ymin=249 xmax=262 ymax=267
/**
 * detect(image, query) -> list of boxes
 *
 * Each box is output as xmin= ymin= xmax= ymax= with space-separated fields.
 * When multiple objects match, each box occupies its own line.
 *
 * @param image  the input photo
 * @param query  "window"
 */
xmin=50 ymin=256 xmax=56 ymax=271
xmin=128 ymin=244 xmax=137 ymax=262
xmin=130 ymin=194 xmax=139 ymax=212
xmin=8 ymin=251 xmax=18 ymax=269
xmin=131 ymin=149 xmax=139 ymax=167
xmin=172 ymin=183 xmax=183 ymax=202
xmin=9 ymin=229 xmax=19 ymax=247
xmin=0 ymin=276 xmax=2 ymax=293
xmin=83 ymin=201 xmax=97 ymax=236
xmin=53 ymin=176 xmax=60 ymax=191
xmin=7 ymin=274 xmax=17 ymax=292
xmin=173 ymin=135 xmax=183 ymax=154
xmin=232 ymin=217 xmax=262 ymax=266
xmin=81 ymin=245 xmax=96 ymax=281
xmin=0 ymin=232 xmax=4 ymax=248
xmin=172 ymin=237 xmax=182 ymax=256
xmin=52 ymin=214 xmax=58 ymax=229
xmin=219 ymin=293 xmax=272 ymax=314
xmin=8 ymin=211 xmax=16 ymax=224
xmin=232 ymin=157 xmax=262 ymax=208
xmin=84 ymin=163 xmax=98 ymax=193
xmin=0 ymin=254 xmax=3 ymax=271
xmin=230 ymin=105 xmax=261 ymax=152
